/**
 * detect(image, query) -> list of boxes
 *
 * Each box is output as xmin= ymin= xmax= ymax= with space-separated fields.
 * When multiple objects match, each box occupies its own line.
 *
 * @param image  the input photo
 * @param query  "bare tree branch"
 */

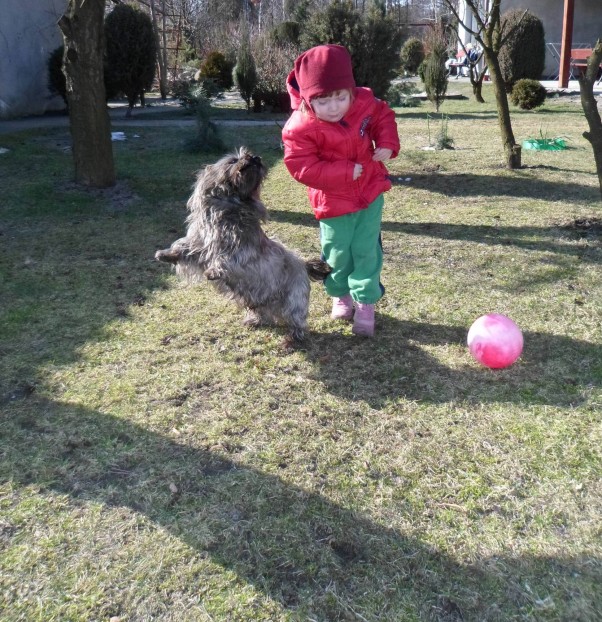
xmin=498 ymin=9 xmax=527 ymax=49
xmin=459 ymin=0 xmax=487 ymax=35
xmin=445 ymin=0 xmax=479 ymax=38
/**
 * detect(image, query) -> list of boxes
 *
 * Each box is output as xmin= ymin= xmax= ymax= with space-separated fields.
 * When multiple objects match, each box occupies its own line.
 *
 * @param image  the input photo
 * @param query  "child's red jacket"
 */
xmin=282 ymin=79 xmax=400 ymax=220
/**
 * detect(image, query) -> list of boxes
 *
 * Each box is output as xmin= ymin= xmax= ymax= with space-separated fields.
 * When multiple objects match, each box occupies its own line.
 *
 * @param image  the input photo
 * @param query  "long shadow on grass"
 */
xmin=268 ymin=212 xmax=601 ymax=266
xmin=382 ymin=221 xmax=601 ymax=265
xmin=303 ymin=318 xmax=601 ymax=408
xmin=393 ymin=173 xmax=600 ymax=202
xmin=2 ymin=395 xmax=600 ymax=620
xmin=395 ymin=111 xmax=499 ymax=121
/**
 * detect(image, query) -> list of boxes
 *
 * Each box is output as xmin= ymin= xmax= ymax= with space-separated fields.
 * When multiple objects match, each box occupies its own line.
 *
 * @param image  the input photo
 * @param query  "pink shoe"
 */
xmin=352 ymin=303 xmax=375 ymax=337
xmin=331 ymin=295 xmax=354 ymax=321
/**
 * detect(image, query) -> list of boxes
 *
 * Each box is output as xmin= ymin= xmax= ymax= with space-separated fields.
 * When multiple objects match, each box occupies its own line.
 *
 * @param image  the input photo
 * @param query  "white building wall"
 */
xmin=0 ymin=0 xmax=68 ymax=119
xmin=458 ymin=0 xmax=602 ymax=78
xmin=503 ymin=0 xmax=602 ymax=77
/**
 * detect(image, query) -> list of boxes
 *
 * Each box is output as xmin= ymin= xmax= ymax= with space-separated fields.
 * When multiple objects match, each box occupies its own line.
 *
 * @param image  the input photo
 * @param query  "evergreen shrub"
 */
xmin=47 ymin=46 xmax=67 ymax=106
xmin=498 ymin=9 xmax=546 ymax=93
xmin=400 ymin=38 xmax=425 ymax=75
xmin=104 ymin=4 xmax=156 ymax=110
xmin=300 ymin=1 xmax=402 ymax=99
xmin=199 ymin=52 xmax=234 ymax=90
xmin=270 ymin=21 xmax=301 ymax=46
xmin=234 ymin=25 xmax=257 ymax=111
xmin=419 ymin=43 xmax=448 ymax=112
xmin=510 ymin=79 xmax=547 ymax=110
xmin=185 ymin=94 xmax=224 ymax=153
xmin=385 ymin=82 xmax=420 ymax=108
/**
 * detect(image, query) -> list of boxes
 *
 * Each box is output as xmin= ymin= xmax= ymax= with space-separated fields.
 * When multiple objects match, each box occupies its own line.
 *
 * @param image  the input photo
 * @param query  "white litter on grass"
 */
xmin=111 ymin=132 xmax=126 ymax=141
xmin=0 ymin=147 xmax=9 ymax=154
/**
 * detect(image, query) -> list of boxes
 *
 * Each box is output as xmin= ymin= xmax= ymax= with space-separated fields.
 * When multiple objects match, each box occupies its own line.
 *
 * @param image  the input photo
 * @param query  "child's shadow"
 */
xmin=304 ymin=316 xmax=600 ymax=408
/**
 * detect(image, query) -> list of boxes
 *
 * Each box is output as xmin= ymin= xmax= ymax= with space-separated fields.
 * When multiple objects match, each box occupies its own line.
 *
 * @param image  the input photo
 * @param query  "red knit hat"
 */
xmin=294 ymin=44 xmax=356 ymax=102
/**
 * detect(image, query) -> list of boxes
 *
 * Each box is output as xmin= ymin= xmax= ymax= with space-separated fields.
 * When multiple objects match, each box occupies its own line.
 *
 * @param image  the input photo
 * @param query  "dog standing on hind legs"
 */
xmin=155 ymin=148 xmax=330 ymax=347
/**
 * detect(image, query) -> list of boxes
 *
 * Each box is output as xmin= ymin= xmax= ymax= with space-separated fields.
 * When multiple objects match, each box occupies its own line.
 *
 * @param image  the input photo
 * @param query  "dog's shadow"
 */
xmin=302 ymin=315 xmax=601 ymax=408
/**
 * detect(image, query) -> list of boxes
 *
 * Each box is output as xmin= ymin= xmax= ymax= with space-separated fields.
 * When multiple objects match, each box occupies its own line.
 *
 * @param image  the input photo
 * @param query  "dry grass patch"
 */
xmin=1 ymin=85 xmax=601 ymax=621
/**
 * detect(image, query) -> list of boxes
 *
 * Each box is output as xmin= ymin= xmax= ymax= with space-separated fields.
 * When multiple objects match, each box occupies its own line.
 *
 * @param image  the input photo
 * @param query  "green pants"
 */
xmin=319 ymin=195 xmax=384 ymax=304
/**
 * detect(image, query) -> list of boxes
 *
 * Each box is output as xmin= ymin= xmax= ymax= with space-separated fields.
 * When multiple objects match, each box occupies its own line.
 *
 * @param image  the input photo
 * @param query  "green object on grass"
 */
xmin=522 ymin=138 xmax=567 ymax=150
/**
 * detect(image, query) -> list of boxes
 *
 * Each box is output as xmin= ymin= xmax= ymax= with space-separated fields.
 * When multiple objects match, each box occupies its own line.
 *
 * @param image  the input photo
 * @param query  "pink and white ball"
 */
xmin=467 ymin=314 xmax=523 ymax=369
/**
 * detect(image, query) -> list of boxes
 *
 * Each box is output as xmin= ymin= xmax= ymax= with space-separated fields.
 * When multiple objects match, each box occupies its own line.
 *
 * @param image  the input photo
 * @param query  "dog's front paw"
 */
xmin=155 ymin=248 xmax=183 ymax=264
xmin=204 ymin=267 xmax=223 ymax=281
xmin=280 ymin=334 xmax=305 ymax=351
xmin=281 ymin=328 xmax=306 ymax=351
xmin=243 ymin=310 xmax=263 ymax=327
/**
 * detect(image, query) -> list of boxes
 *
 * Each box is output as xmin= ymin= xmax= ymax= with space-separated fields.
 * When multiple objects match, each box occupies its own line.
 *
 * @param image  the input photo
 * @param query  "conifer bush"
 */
xmin=419 ymin=42 xmax=448 ymax=112
xmin=233 ymin=25 xmax=257 ymax=112
xmin=270 ymin=21 xmax=301 ymax=46
xmin=47 ymin=46 xmax=67 ymax=107
xmin=400 ymin=38 xmax=425 ymax=75
xmin=510 ymin=79 xmax=547 ymax=110
xmin=199 ymin=52 xmax=234 ymax=91
xmin=185 ymin=93 xmax=224 ymax=153
xmin=359 ymin=4 xmax=404 ymax=98
xmin=300 ymin=1 xmax=402 ymax=99
xmin=385 ymin=82 xmax=420 ymax=107
xmin=104 ymin=4 xmax=156 ymax=113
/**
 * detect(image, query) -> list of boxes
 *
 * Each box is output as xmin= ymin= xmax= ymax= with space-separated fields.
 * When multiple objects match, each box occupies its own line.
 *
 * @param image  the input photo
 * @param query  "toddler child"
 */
xmin=282 ymin=44 xmax=399 ymax=337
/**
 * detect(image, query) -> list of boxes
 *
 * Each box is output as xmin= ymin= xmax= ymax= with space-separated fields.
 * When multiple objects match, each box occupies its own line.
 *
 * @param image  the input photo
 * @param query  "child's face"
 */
xmin=311 ymin=90 xmax=352 ymax=123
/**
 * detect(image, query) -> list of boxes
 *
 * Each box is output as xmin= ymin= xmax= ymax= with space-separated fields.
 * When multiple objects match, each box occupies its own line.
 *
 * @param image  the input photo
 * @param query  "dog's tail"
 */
xmin=305 ymin=259 xmax=331 ymax=282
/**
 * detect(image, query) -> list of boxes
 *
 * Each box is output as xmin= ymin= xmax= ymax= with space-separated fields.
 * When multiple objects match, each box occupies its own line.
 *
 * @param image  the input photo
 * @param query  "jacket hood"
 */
xmin=286 ymin=69 xmax=303 ymax=111
xmin=286 ymin=45 xmax=356 ymax=111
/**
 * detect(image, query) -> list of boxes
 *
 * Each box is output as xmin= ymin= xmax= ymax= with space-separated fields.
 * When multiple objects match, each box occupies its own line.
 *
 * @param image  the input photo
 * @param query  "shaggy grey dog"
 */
xmin=155 ymin=148 xmax=330 ymax=346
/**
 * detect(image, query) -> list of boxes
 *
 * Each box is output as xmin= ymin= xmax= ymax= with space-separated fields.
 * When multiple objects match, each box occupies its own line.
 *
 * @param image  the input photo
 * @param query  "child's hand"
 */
xmin=372 ymin=147 xmax=393 ymax=162
xmin=353 ymin=163 xmax=363 ymax=180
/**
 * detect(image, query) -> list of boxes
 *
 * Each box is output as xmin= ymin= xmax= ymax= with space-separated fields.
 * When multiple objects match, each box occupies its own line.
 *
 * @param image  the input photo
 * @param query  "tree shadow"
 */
xmin=267 ymin=211 xmax=600 ymax=267
xmin=302 ymin=318 xmax=601 ymax=409
xmin=380 ymin=221 xmax=601 ymax=265
xmin=522 ymin=163 xmax=595 ymax=175
xmin=393 ymin=106 xmax=586 ymax=122
xmin=516 ymin=106 xmax=587 ymax=115
xmin=2 ymin=395 xmax=600 ymax=620
xmin=394 ymin=111 xmax=499 ymax=121
xmin=391 ymin=172 xmax=600 ymax=202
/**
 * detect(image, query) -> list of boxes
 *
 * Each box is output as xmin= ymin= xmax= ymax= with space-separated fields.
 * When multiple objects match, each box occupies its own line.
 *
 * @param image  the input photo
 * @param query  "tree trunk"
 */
xmin=578 ymin=41 xmax=602 ymax=199
xmin=443 ymin=0 xmax=521 ymax=168
xmin=150 ymin=0 xmax=168 ymax=100
xmin=59 ymin=0 xmax=115 ymax=188
xmin=160 ymin=0 xmax=169 ymax=99
xmin=484 ymin=49 xmax=521 ymax=169
xmin=470 ymin=69 xmax=486 ymax=103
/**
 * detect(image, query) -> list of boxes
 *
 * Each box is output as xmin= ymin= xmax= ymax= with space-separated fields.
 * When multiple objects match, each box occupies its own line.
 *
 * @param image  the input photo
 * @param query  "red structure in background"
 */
xmin=559 ymin=0 xmax=575 ymax=87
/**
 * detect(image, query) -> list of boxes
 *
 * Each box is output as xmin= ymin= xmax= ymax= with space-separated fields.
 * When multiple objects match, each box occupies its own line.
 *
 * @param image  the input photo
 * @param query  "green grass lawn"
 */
xmin=1 ymin=83 xmax=601 ymax=621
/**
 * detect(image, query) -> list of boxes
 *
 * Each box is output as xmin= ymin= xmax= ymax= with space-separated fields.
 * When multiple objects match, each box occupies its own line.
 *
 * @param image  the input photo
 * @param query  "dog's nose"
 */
xmin=251 ymin=155 xmax=262 ymax=165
